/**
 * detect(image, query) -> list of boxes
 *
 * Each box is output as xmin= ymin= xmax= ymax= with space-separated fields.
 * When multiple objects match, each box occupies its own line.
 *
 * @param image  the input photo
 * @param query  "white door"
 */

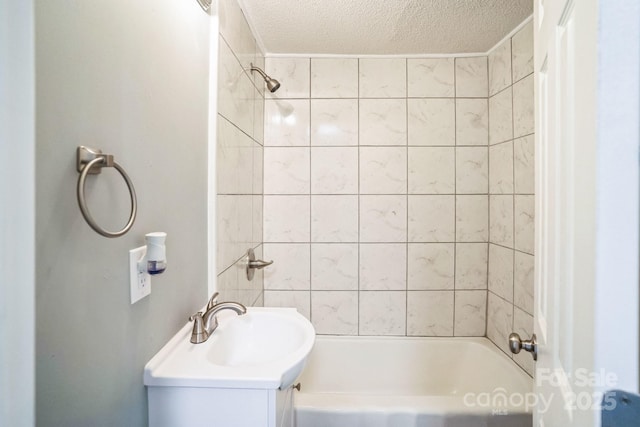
xmin=534 ymin=1 xmax=640 ymax=426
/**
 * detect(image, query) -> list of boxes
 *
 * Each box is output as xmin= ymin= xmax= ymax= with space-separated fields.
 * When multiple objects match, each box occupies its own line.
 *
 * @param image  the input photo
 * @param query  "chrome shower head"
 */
xmin=250 ymin=63 xmax=281 ymax=93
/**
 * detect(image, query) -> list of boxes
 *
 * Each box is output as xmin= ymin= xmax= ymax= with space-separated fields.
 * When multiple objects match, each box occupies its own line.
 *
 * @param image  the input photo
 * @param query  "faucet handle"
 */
xmin=189 ymin=311 xmax=209 ymax=344
xmin=207 ymin=292 xmax=220 ymax=310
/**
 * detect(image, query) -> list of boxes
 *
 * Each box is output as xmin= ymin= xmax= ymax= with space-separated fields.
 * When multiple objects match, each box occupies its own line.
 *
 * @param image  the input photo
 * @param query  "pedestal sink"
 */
xmin=145 ymin=307 xmax=316 ymax=389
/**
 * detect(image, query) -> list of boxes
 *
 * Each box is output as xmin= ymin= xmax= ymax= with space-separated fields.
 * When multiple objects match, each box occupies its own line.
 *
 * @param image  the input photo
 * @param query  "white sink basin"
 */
xmin=144 ymin=307 xmax=315 ymax=389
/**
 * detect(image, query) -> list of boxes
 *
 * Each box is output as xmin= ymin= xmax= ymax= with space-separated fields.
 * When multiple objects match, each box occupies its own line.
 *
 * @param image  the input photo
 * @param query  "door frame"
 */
xmin=0 ymin=1 xmax=36 ymax=426
xmin=591 ymin=1 xmax=640 ymax=394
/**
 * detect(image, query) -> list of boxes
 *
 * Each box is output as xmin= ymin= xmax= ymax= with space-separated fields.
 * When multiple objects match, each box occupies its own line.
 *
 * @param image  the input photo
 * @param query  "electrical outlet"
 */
xmin=130 ymin=246 xmax=151 ymax=304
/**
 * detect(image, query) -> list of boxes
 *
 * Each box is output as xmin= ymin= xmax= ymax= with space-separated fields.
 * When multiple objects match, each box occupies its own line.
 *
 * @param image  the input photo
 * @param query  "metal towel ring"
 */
xmin=76 ymin=146 xmax=137 ymax=238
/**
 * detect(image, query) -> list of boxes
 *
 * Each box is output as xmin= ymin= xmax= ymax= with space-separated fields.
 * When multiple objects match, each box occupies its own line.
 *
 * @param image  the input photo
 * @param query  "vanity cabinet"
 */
xmin=147 ymin=383 xmax=295 ymax=427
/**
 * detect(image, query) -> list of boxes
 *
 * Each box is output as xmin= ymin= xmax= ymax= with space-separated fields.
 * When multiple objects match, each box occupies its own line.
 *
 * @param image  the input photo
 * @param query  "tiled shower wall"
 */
xmin=486 ymin=21 xmax=535 ymax=375
xmin=216 ymin=0 xmax=265 ymax=306
xmin=261 ymin=55 xmax=493 ymax=337
xmin=261 ymin=21 xmax=534 ymax=351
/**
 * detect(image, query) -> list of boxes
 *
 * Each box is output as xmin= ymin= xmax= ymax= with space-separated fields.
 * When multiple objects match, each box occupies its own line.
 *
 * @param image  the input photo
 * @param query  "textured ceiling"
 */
xmin=239 ymin=0 xmax=533 ymax=55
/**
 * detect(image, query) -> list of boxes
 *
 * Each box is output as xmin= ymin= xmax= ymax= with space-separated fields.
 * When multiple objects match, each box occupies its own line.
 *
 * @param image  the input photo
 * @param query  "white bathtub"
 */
xmin=295 ymin=336 xmax=533 ymax=427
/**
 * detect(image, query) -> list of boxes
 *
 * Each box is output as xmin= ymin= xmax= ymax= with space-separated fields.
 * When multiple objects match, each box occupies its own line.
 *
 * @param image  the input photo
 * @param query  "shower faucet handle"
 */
xmin=245 ymin=248 xmax=274 ymax=281
xmin=509 ymin=332 xmax=538 ymax=361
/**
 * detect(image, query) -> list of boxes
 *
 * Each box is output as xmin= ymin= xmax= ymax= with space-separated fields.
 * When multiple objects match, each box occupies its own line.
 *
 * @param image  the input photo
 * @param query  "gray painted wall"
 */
xmin=35 ymin=1 xmax=210 ymax=425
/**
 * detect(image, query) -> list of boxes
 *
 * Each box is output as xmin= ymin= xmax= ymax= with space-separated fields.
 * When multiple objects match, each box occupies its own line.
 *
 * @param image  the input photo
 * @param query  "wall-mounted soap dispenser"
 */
xmin=129 ymin=232 xmax=167 ymax=304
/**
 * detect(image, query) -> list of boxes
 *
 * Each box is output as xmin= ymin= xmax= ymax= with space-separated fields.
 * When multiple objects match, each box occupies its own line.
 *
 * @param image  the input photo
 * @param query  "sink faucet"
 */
xmin=189 ymin=292 xmax=247 ymax=344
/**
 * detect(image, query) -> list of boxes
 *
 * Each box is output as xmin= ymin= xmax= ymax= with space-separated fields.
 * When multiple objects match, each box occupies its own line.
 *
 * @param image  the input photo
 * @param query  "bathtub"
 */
xmin=295 ymin=336 xmax=533 ymax=427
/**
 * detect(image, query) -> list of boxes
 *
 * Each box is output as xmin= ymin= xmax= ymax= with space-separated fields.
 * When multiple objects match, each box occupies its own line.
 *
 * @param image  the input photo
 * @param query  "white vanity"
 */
xmin=144 ymin=307 xmax=315 ymax=427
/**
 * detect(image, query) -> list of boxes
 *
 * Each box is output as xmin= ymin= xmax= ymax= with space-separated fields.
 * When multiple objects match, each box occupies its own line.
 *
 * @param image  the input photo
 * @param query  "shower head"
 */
xmin=250 ymin=63 xmax=281 ymax=93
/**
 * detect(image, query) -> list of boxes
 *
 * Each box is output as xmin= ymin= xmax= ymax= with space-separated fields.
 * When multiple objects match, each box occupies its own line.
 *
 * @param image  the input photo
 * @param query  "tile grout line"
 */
xmin=510 ymin=37 xmax=517 ymax=358
xmin=405 ymin=58 xmax=409 ymax=337
xmin=452 ymin=57 xmax=458 ymax=337
xmin=485 ymin=54 xmax=491 ymax=339
xmin=357 ymin=57 xmax=361 ymax=336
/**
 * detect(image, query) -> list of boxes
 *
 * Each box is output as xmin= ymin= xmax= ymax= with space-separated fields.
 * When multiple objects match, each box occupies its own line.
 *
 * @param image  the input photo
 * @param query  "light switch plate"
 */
xmin=130 ymin=246 xmax=151 ymax=304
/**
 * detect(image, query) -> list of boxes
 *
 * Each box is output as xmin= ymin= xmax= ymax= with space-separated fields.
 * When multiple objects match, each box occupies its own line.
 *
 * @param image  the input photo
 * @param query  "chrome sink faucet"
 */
xmin=189 ymin=292 xmax=247 ymax=344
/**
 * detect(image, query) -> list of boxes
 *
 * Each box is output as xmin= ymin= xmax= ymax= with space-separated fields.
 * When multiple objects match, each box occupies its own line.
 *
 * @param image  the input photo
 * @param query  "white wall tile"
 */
xmin=512 ymin=20 xmax=534 ymax=82
xmin=407 ymin=58 xmax=455 ymax=98
xmin=514 ymin=251 xmax=534 ymax=314
xmin=217 ymin=195 xmax=238 ymax=272
xmin=265 ymin=57 xmax=310 ymax=99
xmin=264 ymin=99 xmax=310 ymax=146
xmin=513 ymin=307 xmax=534 ymax=375
xmin=311 ymin=195 xmax=359 ymax=242
xmin=489 ymin=195 xmax=514 ymax=247
xmin=263 ymin=243 xmax=310 ymax=290
xmin=264 ymin=290 xmax=311 ymax=319
xmin=513 ymin=74 xmax=534 ymax=138
xmin=456 ymin=99 xmax=488 ymax=146
xmin=455 ymin=243 xmax=488 ymax=289
xmin=264 ymin=147 xmax=310 ymax=194
xmin=360 ymin=244 xmax=407 ymax=290
xmin=455 ymin=57 xmax=488 ymax=97
xmin=252 ymin=142 xmax=263 ymax=194
xmin=311 ymin=244 xmax=358 ymax=290
xmin=456 ymin=195 xmax=489 ymax=242
xmin=408 ymin=147 xmax=455 ymax=194
xmin=360 ymin=147 xmax=407 ymax=194
xmin=408 ymin=195 xmax=455 ymax=242
xmin=488 ymin=39 xmax=512 ymax=96
xmin=359 ymin=58 xmax=407 ymax=98
xmin=237 ymin=195 xmax=253 ymax=252
xmin=407 ymin=291 xmax=454 ymax=336
xmin=489 ymin=87 xmax=513 ymax=145
xmin=514 ymin=135 xmax=535 ymax=194
xmin=218 ymin=117 xmax=254 ymax=195
xmin=407 ymin=243 xmax=455 ymax=290
xmin=217 ymin=262 xmax=239 ymax=302
xmin=264 ymin=195 xmax=310 ymax=242
xmin=312 ymin=291 xmax=358 ymax=334
xmin=456 ymin=147 xmax=488 ymax=194
xmin=360 ymin=99 xmax=407 ymax=146
xmin=487 ymin=292 xmax=514 ymax=355
xmin=454 ymin=290 xmax=487 ymax=336
xmin=311 ymin=147 xmax=358 ymax=194
xmin=408 ymin=98 xmax=455 ymax=146
xmin=489 ymin=141 xmax=514 ymax=194
xmin=360 ymin=291 xmax=406 ymax=335
xmin=253 ymin=89 xmax=265 ymax=143
xmin=311 ymin=58 xmax=358 ymax=98
xmin=514 ymin=195 xmax=535 ymax=254
xmin=252 ymin=195 xmax=262 ymax=247
xmin=360 ymin=195 xmax=407 ymax=242
xmin=488 ymin=244 xmax=514 ymax=302
xmin=311 ymin=99 xmax=358 ymax=146
xmin=219 ymin=0 xmax=256 ymax=72
xmin=218 ymin=39 xmax=254 ymax=135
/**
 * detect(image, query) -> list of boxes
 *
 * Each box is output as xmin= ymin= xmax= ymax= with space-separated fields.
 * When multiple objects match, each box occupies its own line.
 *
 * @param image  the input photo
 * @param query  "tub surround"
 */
xmin=486 ymin=20 xmax=535 ymax=376
xmin=261 ymin=20 xmax=535 ymax=375
xmin=264 ymin=23 xmax=533 ymax=351
xmin=216 ymin=0 xmax=266 ymax=306
xmin=262 ymin=56 xmax=490 ymax=338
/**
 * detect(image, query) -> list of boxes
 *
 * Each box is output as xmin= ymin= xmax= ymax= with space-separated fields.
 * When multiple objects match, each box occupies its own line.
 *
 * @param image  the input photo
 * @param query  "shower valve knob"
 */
xmin=509 ymin=332 xmax=538 ymax=361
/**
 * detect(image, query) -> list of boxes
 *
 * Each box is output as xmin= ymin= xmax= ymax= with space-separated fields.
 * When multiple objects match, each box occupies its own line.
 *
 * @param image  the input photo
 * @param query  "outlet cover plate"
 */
xmin=130 ymin=246 xmax=151 ymax=304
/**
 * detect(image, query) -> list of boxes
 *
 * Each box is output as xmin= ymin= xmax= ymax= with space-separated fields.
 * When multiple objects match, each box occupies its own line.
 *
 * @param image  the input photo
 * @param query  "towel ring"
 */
xmin=76 ymin=146 xmax=137 ymax=238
